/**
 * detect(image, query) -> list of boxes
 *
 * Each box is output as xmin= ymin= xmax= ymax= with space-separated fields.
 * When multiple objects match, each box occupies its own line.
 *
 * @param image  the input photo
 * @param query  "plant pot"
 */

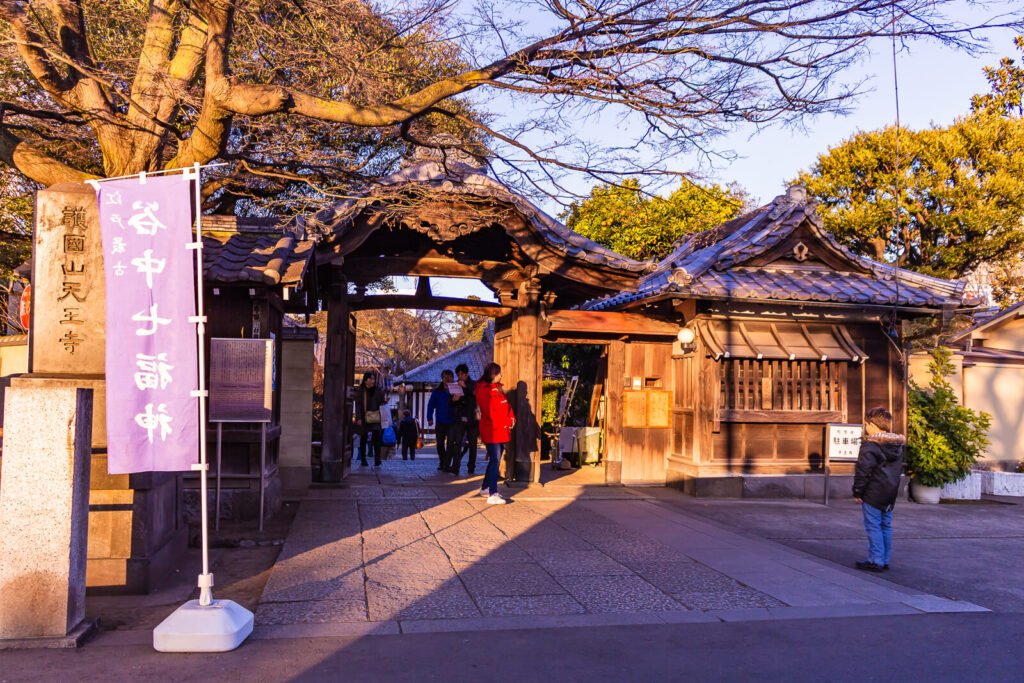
xmin=910 ymin=480 xmax=941 ymax=504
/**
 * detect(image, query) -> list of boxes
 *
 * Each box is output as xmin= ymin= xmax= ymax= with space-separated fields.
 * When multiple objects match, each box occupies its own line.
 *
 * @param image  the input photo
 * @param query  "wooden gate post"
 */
xmin=509 ymin=281 xmax=543 ymax=484
xmin=321 ymin=271 xmax=351 ymax=482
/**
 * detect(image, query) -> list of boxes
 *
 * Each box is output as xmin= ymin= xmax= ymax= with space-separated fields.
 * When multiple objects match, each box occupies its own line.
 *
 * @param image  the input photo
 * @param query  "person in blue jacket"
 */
xmin=427 ymin=369 xmax=456 ymax=471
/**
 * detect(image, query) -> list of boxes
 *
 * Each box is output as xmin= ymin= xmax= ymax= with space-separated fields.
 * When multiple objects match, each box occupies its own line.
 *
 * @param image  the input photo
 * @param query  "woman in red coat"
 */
xmin=475 ymin=362 xmax=515 ymax=504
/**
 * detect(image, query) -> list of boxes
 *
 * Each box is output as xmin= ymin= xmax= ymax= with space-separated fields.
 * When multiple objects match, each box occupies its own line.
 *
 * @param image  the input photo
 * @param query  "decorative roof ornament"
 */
xmin=668 ymin=267 xmax=692 ymax=286
xmin=405 ymin=133 xmax=487 ymax=171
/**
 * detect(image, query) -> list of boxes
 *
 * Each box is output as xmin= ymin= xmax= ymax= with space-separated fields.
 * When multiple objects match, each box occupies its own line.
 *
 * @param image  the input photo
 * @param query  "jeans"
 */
xmin=401 ymin=443 xmax=416 ymax=460
xmin=435 ymin=423 xmax=453 ymax=470
xmin=862 ymin=502 xmax=893 ymax=566
xmin=360 ymin=428 xmax=383 ymax=466
xmin=449 ymin=421 xmax=479 ymax=473
xmin=483 ymin=442 xmax=504 ymax=495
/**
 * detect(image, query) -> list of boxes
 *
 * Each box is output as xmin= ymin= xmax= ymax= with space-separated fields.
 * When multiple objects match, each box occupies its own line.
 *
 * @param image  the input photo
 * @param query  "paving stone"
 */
xmin=261 ymin=564 xmax=365 ymax=603
xmin=591 ymin=538 xmax=690 ymax=564
xmin=366 ymin=582 xmax=481 ymax=621
xmin=382 ymin=486 xmax=438 ymax=499
xmin=529 ymin=549 xmax=634 ymax=577
xmin=457 ymin=562 xmax=565 ymax=597
xmin=673 ymin=587 xmax=785 ymax=611
xmin=557 ymin=575 xmax=683 ymax=613
xmin=255 ymin=598 xmax=368 ymax=625
xmin=626 ymin=560 xmax=745 ymax=594
xmin=476 ymin=595 xmax=586 ymax=617
xmin=512 ymin=525 xmax=594 ymax=551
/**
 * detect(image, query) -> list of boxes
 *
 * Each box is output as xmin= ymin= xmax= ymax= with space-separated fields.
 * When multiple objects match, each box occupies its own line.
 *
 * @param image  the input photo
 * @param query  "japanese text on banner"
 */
xmin=98 ymin=176 xmax=199 ymax=474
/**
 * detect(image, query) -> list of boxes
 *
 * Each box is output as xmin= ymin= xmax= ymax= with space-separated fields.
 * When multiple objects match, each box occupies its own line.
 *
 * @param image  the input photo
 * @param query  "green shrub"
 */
xmin=541 ymin=379 xmax=564 ymax=428
xmin=907 ymin=347 xmax=991 ymax=487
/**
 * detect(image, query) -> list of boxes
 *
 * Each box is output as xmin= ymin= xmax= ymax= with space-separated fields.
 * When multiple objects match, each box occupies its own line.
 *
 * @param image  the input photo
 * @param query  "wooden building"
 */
xmin=581 ymin=185 xmax=971 ymax=492
xmin=307 ymin=163 xmax=972 ymax=493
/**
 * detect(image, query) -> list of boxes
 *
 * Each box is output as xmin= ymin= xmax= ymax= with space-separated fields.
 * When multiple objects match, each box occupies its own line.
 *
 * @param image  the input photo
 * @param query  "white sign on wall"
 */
xmin=826 ymin=423 xmax=863 ymax=461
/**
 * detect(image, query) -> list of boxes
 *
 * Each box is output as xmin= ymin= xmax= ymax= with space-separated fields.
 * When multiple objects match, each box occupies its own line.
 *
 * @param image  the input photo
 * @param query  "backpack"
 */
xmin=382 ymin=426 xmax=397 ymax=446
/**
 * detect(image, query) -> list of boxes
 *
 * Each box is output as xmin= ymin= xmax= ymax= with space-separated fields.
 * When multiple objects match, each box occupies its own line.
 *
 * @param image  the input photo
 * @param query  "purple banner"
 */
xmin=98 ymin=176 xmax=198 ymax=473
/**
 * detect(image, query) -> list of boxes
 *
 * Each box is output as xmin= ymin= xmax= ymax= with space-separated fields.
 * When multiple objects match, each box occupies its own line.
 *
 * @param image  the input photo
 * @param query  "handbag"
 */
xmin=416 ymin=436 xmax=424 ymax=449
xmin=364 ymin=391 xmax=381 ymax=424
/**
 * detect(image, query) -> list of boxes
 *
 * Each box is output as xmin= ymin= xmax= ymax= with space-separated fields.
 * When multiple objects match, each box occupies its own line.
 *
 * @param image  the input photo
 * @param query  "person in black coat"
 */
xmin=853 ymin=406 xmax=906 ymax=573
xmin=354 ymin=371 xmax=386 ymax=469
xmin=398 ymin=410 xmax=420 ymax=460
xmin=447 ymin=363 xmax=479 ymax=475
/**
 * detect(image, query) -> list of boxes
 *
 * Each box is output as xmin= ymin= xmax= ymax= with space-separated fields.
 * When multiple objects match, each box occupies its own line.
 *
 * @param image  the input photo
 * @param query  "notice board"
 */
xmin=209 ymin=338 xmax=274 ymax=423
xmin=623 ymin=390 xmax=672 ymax=429
xmin=826 ymin=423 xmax=862 ymax=461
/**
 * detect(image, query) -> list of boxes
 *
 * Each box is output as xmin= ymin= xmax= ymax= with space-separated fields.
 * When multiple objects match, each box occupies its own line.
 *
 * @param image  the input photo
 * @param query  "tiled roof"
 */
xmin=201 ymin=215 xmax=314 ymax=286
xmin=306 ymin=161 xmax=657 ymax=276
xmin=582 ymin=187 xmax=970 ymax=311
xmin=395 ymin=325 xmax=494 ymax=384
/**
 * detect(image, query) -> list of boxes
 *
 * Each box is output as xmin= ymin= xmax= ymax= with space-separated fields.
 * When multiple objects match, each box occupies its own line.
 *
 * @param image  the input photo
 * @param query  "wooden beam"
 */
xmin=544 ymin=310 xmax=679 ymax=337
xmin=718 ymin=409 xmax=844 ymax=424
xmin=352 ymin=294 xmax=512 ymax=317
xmin=333 ymin=254 xmax=522 ymax=283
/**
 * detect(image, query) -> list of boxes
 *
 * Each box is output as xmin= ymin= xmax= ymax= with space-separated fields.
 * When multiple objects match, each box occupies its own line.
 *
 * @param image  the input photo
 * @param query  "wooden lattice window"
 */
xmin=719 ymin=359 xmax=847 ymax=412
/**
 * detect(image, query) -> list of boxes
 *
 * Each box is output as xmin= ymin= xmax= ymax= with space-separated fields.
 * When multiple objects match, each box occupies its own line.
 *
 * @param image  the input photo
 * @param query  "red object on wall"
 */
xmin=19 ymin=284 xmax=31 ymax=331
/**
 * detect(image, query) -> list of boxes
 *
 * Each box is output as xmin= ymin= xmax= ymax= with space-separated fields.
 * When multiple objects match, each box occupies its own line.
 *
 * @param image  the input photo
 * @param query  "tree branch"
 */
xmin=0 ymin=124 xmax=97 ymax=185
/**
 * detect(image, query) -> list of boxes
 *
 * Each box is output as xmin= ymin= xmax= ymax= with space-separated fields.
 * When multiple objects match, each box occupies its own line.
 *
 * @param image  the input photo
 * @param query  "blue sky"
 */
xmin=408 ymin=8 xmax=1023 ymax=301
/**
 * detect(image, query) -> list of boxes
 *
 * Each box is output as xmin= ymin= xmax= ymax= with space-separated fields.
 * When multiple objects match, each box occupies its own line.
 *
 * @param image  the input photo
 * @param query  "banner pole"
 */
xmin=191 ymin=162 xmax=213 ymax=606
xmin=152 ymin=164 xmax=253 ymax=652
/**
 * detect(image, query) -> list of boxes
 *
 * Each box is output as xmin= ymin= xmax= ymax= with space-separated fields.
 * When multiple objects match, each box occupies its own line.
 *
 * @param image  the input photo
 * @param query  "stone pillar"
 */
xmin=0 ymin=383 xmax=93 ymax=644
xmin=279 ymin=327 xmax=316 ymax=495
xmin=321 ymin=273 xmax=352 ymax=482
xmin=24 ymin=183 xmax=185 ymax=595
xmin=509 ymin=282 xmax=543 ymax=484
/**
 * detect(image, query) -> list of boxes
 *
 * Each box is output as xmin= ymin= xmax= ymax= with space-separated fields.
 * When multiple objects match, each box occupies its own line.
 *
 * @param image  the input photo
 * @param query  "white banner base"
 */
xmin=153 ymin=599 xmax=253 ymax=652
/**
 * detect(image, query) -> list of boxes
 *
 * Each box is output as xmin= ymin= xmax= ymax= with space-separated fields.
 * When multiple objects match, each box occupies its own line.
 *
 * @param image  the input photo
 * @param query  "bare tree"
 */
xmin=1 ymin=1 xmax=1022 ymax=209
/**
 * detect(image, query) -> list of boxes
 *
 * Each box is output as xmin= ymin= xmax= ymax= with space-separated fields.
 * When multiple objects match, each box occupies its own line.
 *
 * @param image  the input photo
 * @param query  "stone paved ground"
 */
xmin=252 ymin=460 xmax=985 ymax=633
xmin=657 ymin=493 xmax=1024 ymax=612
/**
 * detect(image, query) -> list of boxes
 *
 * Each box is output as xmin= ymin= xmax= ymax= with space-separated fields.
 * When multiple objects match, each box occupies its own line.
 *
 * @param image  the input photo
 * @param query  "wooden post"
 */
xmin=320 ymin=271 xmax=351 ymax=482
xmin=509 ymin=282 xmax=543 ymax=484
xmin=604 ymin=340 xmax=625 ymax=484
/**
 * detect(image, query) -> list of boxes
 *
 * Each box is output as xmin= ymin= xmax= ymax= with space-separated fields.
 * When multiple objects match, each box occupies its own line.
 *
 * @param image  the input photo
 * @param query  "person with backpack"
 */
xmin=427 ymin=369 xmax=456 ymax=471
xmin=853 ymin=406 xmax=906 ymax=573
xmin=380 ymin=406 xmax=398 ymax=461
xmin=448 ymin=362 xmax=479 ymax=476
xmin=354 ymin=371 xmax=386 ymax=469
xmin=475 ymin=362 xmax=515 ymax=505
xmin=398 ymin=410 xmax=421 ymax=460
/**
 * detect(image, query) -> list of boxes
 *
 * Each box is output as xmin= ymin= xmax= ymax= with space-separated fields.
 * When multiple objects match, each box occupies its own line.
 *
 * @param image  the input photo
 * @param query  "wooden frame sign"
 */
xmin=623 ymin=390 xmax=672 ymax=428
xmin=209 ymin=338 xmax=274 ymax=423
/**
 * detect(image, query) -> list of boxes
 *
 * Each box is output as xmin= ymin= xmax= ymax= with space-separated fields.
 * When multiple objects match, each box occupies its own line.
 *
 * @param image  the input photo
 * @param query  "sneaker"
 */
xmin=486 ymin=494 xmax=507 ymax=505
xmin=478 ymin=487 xmax=488 ymax=497
xmin=855 ymin=561 xmax=884 ymax=573
xmin=882 ymin=564 xmax=890 ymax=571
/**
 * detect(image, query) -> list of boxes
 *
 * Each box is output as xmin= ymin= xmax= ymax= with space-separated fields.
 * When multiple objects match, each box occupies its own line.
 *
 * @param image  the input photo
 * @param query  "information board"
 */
xmin=209 ymin=338 xmax=274 ymax=423
xmin=826 ymin=423 xmax=862 ymax=461
xmin=623 ymin=390 xmax=672 ymax=429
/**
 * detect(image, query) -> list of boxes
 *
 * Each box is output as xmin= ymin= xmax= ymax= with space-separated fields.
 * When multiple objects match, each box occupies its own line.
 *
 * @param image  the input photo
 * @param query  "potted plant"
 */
xmin=906 ymin=348 xmax=990 ymax=504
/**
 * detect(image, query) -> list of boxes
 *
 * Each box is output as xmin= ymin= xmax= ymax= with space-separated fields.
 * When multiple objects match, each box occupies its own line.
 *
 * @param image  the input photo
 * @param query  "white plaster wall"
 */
xmin=963 ymin=362 xmax=1024 ymax=468
xmin=0 ymin=342 xmax=28 ymax=377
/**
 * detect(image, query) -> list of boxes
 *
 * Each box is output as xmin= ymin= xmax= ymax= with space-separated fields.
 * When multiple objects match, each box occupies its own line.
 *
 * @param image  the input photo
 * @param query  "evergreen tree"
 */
xmin=799 ymin=38 xmax=1024 ymax=298
xmin=562 ymin=179 xmax=747 ymax=261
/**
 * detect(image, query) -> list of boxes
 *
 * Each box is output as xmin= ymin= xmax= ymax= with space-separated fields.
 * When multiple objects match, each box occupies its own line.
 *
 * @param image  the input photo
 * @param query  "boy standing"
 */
xmin=853 ymin=406 xmax=906 ymax=573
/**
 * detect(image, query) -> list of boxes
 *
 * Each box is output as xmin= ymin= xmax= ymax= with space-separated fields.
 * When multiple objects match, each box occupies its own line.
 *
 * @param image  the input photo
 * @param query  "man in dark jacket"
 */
xmin=447 ymin=363 xmax=479 ymax=476
xmin=853 ymin=406 xmax=906 ymax=573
